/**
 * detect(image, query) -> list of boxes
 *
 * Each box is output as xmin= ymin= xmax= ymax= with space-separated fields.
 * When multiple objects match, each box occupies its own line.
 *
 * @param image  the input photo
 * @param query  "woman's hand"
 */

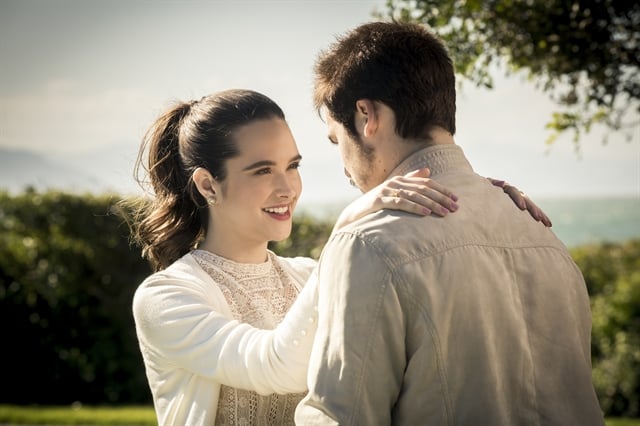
xmin=488 ymin=178 xmax=552 ymax=227
xmin=333 ymin=168 xmax=458 ymax=232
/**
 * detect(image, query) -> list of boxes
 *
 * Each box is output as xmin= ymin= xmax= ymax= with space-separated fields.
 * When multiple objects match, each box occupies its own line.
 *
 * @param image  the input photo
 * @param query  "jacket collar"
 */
xmin=387 ymin=144 xmax=474 ymax=179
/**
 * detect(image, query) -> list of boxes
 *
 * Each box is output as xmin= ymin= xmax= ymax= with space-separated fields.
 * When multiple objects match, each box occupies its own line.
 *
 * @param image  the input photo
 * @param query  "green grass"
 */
xmin=0 ymin=405 xmax=637 ymax=425
xmin=607 ymin=419 xmax=640 ymax=426
xmin=0 ymin=405 xmax=156 ymax=425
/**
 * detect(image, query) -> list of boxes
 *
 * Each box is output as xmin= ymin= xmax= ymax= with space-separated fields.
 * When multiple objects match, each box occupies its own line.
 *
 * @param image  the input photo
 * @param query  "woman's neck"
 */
xmin=198 ymin=235 xmax=269 ymax=264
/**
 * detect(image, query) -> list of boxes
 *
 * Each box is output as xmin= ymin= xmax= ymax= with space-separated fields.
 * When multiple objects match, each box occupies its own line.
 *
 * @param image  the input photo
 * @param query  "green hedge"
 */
xmin=0 ymin=190 xmax=152 ymax=404
xmin=0 ymin=190 xmax=333 ymax=406
xmin=572 ymin=240 xmax=640 ymax=417
xmin=0 ymin=190 xmax=637 ymax=416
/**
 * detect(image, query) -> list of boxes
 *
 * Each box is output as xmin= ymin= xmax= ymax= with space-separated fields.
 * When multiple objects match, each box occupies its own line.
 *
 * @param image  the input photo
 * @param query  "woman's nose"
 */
xmin=276 ymin=173 xmax=297 ymax=199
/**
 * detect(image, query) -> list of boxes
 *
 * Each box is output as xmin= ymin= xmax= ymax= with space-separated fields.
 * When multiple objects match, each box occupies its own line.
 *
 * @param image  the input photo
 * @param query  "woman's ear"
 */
xmin=192 ymin=167 xmax=218 ymax=201
xmin=355 ymin=99 xmax=378 ymax=138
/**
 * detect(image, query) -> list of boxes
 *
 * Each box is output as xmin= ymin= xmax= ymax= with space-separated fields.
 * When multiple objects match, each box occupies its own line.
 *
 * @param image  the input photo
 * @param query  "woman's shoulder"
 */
xmin=141 ymin=253 xmax=206 ymax=282
xmin=133 ymin=252 xmax=231 ymax=328
xmin=133 ymin=253 xmax=218 ymax=311
xmin=272 ymin=253 xmax=317 ymax=286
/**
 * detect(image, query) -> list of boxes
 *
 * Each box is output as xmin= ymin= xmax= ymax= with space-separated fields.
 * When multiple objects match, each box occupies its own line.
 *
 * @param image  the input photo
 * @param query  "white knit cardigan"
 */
xmin=132 ymin=252 xmax=318 ymax=426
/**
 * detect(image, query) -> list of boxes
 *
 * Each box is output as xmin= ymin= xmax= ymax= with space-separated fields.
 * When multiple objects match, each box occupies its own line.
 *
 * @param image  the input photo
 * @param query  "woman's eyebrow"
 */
xmin=242 ymin=154 xmax=302 ymax=171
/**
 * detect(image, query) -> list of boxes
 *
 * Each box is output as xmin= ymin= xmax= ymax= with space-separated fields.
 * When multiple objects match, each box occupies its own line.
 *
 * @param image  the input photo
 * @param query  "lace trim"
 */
xmin=191 ymin=250 xmax=306 ymax=426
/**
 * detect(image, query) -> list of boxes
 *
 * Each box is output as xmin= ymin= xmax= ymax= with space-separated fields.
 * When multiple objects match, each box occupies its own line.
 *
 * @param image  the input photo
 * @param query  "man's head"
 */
xmin=314 ymin=21 xmax=457 ymax=192
xmin=314 ymin=21 xmax=456 ymax=141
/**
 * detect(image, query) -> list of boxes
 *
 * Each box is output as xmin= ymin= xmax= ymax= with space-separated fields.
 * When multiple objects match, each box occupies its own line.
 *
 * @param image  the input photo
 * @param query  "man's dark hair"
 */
xmin=314 ymin=21 xmax=456 ymax=140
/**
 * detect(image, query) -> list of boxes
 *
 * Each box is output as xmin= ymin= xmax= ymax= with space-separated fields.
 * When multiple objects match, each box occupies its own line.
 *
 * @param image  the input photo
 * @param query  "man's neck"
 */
xmin=383 ymin=127 xmax=455 ymax=179
xmin=416 ymin=126 xmax=455 ymax=146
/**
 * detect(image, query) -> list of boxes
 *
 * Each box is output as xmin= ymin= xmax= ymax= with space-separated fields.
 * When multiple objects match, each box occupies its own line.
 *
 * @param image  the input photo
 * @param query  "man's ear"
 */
xmin=355 ymin=99 xmax=378 ymax=138
xmin=192 ymin=167 xmax=219 ymax=200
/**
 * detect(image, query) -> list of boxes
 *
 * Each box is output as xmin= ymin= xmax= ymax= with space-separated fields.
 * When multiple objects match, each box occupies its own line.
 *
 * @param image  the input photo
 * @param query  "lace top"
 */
xmin=192 ymin=250 xmax=307 ymax=426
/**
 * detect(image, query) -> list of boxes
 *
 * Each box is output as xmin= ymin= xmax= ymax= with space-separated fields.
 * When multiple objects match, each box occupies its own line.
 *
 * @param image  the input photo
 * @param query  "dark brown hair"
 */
xmin=128 ymin=89 xmax=285 ymax=271
xmin=314 ymin=21 xmax=456 ymax=140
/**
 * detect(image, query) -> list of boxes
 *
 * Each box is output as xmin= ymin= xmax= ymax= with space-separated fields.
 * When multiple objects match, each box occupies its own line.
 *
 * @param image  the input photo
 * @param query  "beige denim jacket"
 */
xmin=296 ymin=145 xmax=603 ymax=426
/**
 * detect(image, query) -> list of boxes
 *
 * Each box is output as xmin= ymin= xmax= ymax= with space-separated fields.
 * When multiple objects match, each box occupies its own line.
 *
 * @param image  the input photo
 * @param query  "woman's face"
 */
xmin=210 ymin=117 xmax=302 ymax=252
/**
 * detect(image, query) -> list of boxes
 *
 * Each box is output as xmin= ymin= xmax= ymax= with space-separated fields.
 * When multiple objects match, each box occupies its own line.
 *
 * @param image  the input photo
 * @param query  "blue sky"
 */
xmin=1 ymin=0 xmax=638 ymax=207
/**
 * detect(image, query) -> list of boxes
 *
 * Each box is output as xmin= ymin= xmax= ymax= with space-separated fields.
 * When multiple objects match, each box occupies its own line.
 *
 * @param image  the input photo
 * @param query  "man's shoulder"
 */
xmin=346 ymin=209 xmax=427 ymax=235
xmin=331 ymin=210 xmax=440 ymax=258
xmin=331 ymin=189 xmax=569 ymax=264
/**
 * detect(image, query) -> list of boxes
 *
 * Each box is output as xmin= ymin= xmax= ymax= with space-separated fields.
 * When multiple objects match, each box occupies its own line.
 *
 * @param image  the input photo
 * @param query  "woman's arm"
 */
xmin=333 ymin=168 xmax=551 ymax=233
xmin=133 ymin=271 xmax=318 ymax=395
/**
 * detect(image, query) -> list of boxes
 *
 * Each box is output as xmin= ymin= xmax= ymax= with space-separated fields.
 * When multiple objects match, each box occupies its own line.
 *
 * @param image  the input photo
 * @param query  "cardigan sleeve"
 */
xmin=132 ymin=257 xmax=319 ymax=395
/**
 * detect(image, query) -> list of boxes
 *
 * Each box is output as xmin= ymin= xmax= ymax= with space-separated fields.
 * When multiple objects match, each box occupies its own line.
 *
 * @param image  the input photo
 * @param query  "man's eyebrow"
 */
xmin=242 ymin=154 xmax=302 ymax=171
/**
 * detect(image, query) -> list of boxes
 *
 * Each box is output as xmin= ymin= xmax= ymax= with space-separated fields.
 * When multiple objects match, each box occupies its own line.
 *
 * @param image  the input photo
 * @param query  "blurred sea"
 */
xmin=533 ymin=197 xmax=640 ymax=248
xmin=296 ymin=196 xmax=640 ymax=249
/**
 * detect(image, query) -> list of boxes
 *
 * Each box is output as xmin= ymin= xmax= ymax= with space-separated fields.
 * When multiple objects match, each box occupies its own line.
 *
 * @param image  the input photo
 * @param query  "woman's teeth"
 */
xmin=263 ymin=206 xmax=288 ymax=214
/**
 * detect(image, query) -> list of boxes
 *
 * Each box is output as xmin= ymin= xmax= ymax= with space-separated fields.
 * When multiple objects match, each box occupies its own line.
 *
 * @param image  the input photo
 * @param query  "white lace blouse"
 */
xmin=192 ymin=250 xmax=307 ymax=425
xmin=132 ymin=251 xmax=318 ymax=426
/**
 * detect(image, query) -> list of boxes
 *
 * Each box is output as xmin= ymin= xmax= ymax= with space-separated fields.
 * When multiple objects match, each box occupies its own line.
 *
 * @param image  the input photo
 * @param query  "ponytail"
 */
xmin=129 ymin=101 xmax=203 ymax=271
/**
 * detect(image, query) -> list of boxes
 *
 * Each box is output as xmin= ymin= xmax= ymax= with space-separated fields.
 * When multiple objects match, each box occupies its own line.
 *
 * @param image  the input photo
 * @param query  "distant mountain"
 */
xmin=0 ymin=145 xmax=141 ymax=195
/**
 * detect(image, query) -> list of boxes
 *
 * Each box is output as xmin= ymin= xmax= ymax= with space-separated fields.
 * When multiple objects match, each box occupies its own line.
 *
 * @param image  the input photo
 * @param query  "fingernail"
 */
xmin=451 ymin=194 xmax=459 ymax=201
xmin=450 ymin=202 xmax=459 ymax=211
xmin=494 ymin=180 xmax=505 ymax=187
xmin=440 ymin=207 xmax=449 ymax=216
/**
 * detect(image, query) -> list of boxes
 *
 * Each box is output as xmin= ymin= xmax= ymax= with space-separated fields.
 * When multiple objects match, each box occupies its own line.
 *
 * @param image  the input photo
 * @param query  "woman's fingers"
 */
xmin=380 ymin=185 xmax=457 ymax=216
xmin=377 ymin=195 xmax=433 ymax=216
xmin=502 ymin=184 xmax=527 ymax=210
xmin=502 ymin=183 xmax=553 ymax=227
xmin=386 ymin=170 xmax=459 ymax=212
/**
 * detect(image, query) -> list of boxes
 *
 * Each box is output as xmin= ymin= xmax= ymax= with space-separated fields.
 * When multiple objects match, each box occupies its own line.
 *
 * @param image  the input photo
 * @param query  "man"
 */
xmin=295 ymin=22 xmax=603 ymax=425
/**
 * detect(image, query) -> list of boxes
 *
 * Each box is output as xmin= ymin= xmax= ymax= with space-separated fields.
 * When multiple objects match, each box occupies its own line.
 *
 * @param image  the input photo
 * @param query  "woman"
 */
xmin=130 ymin=89 xmax=546 ymax=425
